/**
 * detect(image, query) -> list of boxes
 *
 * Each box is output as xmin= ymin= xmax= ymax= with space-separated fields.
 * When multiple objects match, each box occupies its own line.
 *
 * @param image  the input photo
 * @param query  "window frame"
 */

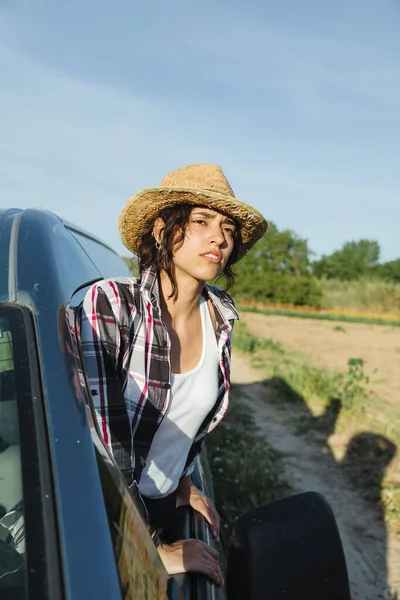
xmin=0 ymin=304 xmax=63 ymax=600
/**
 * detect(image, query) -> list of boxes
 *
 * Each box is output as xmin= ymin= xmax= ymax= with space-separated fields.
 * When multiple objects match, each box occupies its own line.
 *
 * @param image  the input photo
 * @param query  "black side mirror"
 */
xmin=226 ymin=491 xmax=351 ymax=600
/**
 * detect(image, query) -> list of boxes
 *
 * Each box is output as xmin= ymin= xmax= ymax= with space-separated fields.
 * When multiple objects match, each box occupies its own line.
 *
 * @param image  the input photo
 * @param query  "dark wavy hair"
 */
xmin=137 ymin=203 xmax=242 ymax=299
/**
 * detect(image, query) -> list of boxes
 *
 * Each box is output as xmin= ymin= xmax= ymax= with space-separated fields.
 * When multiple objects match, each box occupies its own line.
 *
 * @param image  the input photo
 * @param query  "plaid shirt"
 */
xmin=80 ymin=268 xmax=238 ymax=486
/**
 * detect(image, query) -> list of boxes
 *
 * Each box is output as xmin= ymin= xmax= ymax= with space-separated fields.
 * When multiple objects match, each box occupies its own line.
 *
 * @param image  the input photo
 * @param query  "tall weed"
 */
xmin=206 ymin=391 xmax=290 ymax=550
xmin=320 ymin=278 xmax=400 ymax=314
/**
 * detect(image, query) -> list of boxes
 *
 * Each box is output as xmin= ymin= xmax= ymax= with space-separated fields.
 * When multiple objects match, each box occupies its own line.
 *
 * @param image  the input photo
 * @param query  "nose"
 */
xmin=208 ymin=223 xmax=226 ymax=246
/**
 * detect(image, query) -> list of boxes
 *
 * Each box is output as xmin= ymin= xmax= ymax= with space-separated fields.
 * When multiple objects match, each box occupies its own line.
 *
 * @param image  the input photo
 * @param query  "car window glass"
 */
xmin=92 ymin=430 xmax=169 ymax=600
xmin=68 ymin=229 xmax=133 ymax=279
xmin=0 ymin=315 xmax=27 ymax=600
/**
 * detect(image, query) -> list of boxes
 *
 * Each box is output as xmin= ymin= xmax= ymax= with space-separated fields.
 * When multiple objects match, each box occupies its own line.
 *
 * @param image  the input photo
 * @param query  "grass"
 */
xmin=238 ymin=304 xmax=400 ymax=327
xmin=233 ymin=321 xmax=284 ymax=354
xmin=334 ymin=325 xmax=347 ymax=333
xmin=206 ymin=391 xmax=291 ymax=550
xmin=319 ymin=277 xmax=400 ymax=314
xmin=232 ymin=320 xmax=400 ymax=527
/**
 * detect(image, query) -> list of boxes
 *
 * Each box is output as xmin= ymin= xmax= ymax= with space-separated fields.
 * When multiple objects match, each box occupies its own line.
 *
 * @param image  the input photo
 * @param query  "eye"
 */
xmin=223 ymin=226 xmax=235 ymax=236
xmin=194 ymin=219 xmax=206 ymax=225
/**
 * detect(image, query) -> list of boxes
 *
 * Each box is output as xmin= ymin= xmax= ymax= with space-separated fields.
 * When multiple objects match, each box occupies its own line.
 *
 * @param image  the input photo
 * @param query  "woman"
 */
xmin=80 ymin=163 xmax=267 ymax=586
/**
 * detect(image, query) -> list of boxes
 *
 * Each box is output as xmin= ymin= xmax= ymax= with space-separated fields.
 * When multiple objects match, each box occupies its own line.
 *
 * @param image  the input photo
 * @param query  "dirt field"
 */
xmin=231 ymin=351 xmax=400 ymax=599
xmin=242 ymin=312 xmax=400 ymax=406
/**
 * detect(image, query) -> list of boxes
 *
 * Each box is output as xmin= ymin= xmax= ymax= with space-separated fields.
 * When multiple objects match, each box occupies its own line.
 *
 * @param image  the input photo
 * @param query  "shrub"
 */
xmin=233 ymin=272 xmax=322 ymax=307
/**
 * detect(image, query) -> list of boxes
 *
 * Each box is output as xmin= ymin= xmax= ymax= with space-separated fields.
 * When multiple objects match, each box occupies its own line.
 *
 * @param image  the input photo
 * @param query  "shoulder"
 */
xmin=83 ymin=277 xmax=142 ymax=312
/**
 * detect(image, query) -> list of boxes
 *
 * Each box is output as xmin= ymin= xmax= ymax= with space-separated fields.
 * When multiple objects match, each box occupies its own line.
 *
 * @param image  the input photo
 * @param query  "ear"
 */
xmin=152 ymin=218 xmax=165 ymax=244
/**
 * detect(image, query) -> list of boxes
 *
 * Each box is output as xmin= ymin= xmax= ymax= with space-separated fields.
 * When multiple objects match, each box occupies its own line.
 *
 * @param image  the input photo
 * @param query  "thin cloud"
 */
xmin=0 ymin=3 xmax=399 ymax=262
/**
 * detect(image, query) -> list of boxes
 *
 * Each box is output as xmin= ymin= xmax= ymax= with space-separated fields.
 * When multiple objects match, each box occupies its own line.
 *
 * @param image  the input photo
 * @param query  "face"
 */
xmin=155 ymin=206 xmax=236 ymax=284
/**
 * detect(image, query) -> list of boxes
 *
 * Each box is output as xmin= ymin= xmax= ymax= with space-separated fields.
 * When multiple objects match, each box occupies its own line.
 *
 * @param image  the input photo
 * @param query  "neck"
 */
xmin=159 ymin=269 xmax=205 ymax=323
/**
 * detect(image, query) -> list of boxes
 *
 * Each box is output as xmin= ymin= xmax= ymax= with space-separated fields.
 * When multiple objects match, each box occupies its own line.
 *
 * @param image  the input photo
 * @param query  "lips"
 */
xmin=201 ymin=251 xmax=222 ymax=264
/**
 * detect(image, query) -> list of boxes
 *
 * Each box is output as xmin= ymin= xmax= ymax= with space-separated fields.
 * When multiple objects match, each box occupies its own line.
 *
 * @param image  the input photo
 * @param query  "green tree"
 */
xmin=238 ymin=223 xmax=313 ymax=276
xmin=232 ymin=223 xmax=322 ymax=306
xmin=373 ymin=259 xmax=400 ymax=283
xmin=312 ymin=239 xmax=381 ymax=281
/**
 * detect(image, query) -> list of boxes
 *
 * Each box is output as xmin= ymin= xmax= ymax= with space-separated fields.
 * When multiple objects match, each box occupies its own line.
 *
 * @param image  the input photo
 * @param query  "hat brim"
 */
xmin=118 ymin=187 xmax=268 ymax=263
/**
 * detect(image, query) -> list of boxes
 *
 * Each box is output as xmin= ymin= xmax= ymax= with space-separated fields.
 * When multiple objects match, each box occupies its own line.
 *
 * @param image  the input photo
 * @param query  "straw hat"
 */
xmin=118 ymin=163 xmax=268 ymax=262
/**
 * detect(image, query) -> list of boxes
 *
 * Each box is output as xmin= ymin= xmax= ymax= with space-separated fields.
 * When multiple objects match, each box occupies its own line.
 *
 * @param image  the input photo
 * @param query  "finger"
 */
xmin=208 ymin=565 xmax=224 ymax=587
xmin=196 ymin=502 xmax=214 ymax=526
xmin=201 ymin=542 xmax=219 ymax=561
xmin=192 ymin=501 xmax=220 ymax=540
xmin=213 ymin=511 xmax=221 ymax=541
xmin=185 ymin=542 xmax=223 ymax=586
xmin=192 ymin=538 xmax=219 ymax=560
xmin=207 ymin=521 xmax=219 ymax=541
xmin=199 ymin=559 xmax=224 ymax=587
xmin=204 ymin=500 xmax=220 ymax=534
xmin=205 ymin=506 xmax=220 ymax=540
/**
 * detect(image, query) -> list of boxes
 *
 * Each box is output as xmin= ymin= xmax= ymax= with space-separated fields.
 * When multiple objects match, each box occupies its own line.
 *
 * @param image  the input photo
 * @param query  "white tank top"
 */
xmin=138 ymin=296 xmax=219 ymax=498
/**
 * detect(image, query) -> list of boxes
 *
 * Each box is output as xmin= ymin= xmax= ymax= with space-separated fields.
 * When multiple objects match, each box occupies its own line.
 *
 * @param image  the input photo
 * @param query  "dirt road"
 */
xmin=242 ymin=312 xmax=400 ymax=406
xmin=231 ymin=351 xmax=400 ymax=600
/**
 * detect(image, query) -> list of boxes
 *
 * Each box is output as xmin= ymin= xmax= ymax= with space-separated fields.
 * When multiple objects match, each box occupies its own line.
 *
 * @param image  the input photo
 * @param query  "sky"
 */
xmin=1 ymin=0 xmax=399 ymax=262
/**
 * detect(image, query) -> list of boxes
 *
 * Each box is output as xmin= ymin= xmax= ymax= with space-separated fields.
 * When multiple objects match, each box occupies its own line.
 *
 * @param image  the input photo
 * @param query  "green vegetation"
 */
xmin=374 ymin=258 xmax=400 ymax=283
xmin=231 ymin=321 xmax=400 ymax=524
xmin=232 ymin=223 xmax=322 ymax=306
xmin=232 ymin=321 xmax=400 ymax=436
xmin=206 ymin=391 xmax=291 ymax=549
xmin=319 ymin=277 xmax=400 ymax=314
xmin=231 ymin=228 xmax=400 ymax=311
xmin=312 ymin=239 xmax=400 ymax=283
xmin=233 ymin=321 xmax=283 ymax=354
xmin=312 ymin=239 xmax=381 ymax=281
xmin=333 ymin=358 xmax=376 ymax=411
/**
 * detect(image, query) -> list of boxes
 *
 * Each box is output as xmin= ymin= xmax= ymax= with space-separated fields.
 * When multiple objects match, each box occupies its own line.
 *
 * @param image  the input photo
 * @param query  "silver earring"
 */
xmin=155 ymin=241 xmax=161 ymax=250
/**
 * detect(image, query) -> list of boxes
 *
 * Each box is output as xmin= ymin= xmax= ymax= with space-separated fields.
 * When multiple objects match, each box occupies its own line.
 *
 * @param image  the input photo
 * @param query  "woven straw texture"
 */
xmin=119 ymin=164 xmax=268 ymax=262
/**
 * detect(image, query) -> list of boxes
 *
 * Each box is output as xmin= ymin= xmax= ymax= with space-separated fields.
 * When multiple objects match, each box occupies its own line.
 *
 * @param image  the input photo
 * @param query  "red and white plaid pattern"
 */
xmin=80 ymin=268 xmax=238 ymax=484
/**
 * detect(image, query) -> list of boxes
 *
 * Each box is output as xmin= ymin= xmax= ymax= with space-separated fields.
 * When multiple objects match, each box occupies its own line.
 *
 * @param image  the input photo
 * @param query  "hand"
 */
xmin=176 ymin=477 xmax=221 ymax=541
xmin=158 ymin=539 xmax=224 ymax=587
